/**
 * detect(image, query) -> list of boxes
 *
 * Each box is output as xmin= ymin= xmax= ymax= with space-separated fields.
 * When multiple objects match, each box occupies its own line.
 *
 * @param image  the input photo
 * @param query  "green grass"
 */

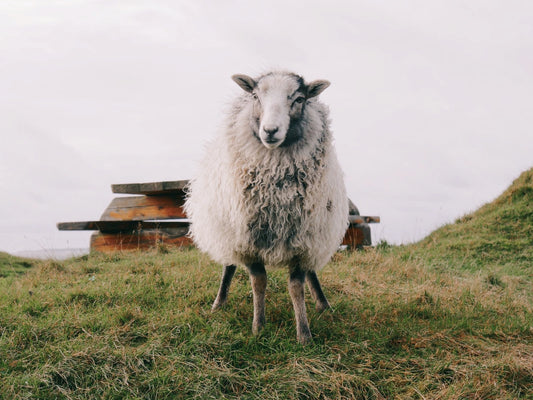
xmin=0 ymin=252 xmax=35 ymax=278
xmin=413 ymin=167 xmax=533 ymax=272
xmin=1 ymin=168 xmax=532 ymax=399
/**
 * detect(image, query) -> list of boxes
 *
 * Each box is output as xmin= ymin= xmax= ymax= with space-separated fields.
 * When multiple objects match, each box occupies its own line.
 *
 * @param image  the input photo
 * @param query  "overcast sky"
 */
xmin=1 ymin=0 xmax=532 ymax=255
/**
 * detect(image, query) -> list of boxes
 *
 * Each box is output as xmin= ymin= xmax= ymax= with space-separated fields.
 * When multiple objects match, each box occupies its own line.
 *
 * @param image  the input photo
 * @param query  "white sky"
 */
xmin=1 ymin=0 xmax=532 ymax=254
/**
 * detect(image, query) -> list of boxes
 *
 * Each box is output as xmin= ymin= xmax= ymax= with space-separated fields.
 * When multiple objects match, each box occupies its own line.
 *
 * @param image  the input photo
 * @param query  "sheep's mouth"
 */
xmin=262 ymin=138 xmax=283 ymax=149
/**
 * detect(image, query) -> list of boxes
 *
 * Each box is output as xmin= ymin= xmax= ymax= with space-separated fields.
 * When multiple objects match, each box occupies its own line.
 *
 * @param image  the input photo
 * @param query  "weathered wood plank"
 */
xmin=58 ymin=217 xmax=377 ymax=233
xmin=89 ymin=224 xmax=367 ymax=252
xmin=342 ymin=223 xmax=371 ymax=248
xmin=90 ymin=229 xmax=192 ymax=252
xmin=111 ymin=180 xmax=189 ymax=195
xmin=57 ymin=220 xmax=190 ymax=232
xmin=77 ymin=221 xmax=372 ymax=252
xmin=100 ymin=195 xmax=186 ymax=221
xmin=59 ymin=217 xmax=377 ymax=232
xmin=348 ymin=215 xmax=380 ymax=224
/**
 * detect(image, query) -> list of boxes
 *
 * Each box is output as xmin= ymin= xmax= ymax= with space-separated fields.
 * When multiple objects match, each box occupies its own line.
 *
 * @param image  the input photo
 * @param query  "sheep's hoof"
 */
xmin=315 ymin=301 xmax=331 ymax=314
xmin=296 ymin=323 xmax=313 ymax=345
xmin=297 ymin=331 xmax=313 ymax=345
xmin=211 ymin=298 xmax=226 ymax=312
xmin=252 ymin=321 xmax=265 ymax=336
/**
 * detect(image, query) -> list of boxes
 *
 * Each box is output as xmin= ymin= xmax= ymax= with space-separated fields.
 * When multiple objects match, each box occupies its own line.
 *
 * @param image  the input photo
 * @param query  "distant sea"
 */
xmin=14 ymin=248 xmax=90 ymax=260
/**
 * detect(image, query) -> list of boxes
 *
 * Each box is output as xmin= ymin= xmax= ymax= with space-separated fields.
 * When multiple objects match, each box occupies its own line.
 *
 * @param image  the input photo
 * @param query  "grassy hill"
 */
xmin=1 ymin=169 xmax=532 ymax=399
xmin=0 ymin=252 xmax=35 ymax=278
xmin=413 ymin=167 xmax=533 ymax=271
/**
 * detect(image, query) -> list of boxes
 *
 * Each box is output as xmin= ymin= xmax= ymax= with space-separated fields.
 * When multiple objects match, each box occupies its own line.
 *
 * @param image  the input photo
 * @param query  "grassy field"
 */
xmin=1 ymin=168 xmax=532 ymax=399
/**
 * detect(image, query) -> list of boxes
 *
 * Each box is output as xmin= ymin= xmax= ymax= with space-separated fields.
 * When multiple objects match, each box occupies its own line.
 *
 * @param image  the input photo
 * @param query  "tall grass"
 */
xmin=1 ymin=243 xmax=531 ymax=399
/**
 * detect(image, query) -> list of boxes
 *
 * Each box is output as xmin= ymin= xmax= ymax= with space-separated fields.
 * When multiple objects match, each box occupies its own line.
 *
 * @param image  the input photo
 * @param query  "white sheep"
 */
xmin=185 ymin=71 xmax=348 ymax=344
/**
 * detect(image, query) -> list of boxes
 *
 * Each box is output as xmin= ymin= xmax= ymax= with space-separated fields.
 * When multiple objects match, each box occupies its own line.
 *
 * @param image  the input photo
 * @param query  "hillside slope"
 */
xmin=0 ymin=252 xmax=34 ymax=278
xmin=414 ymin=167 xmax=533 ymax=270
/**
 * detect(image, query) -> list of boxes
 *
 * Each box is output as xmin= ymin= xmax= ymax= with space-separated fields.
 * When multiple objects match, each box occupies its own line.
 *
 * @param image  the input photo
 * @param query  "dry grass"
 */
xmin=2 ymin=244 xmax=531 ymax=399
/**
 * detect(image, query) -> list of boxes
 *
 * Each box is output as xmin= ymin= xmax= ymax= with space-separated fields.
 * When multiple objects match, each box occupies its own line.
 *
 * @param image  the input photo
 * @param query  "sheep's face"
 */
xmin=232 ymin=72 xmax=330 ymax=149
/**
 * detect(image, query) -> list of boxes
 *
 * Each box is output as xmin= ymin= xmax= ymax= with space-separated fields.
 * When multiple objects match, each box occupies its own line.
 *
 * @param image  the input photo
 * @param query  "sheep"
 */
xmin=184 ymin=71 xmax=348 ymax=344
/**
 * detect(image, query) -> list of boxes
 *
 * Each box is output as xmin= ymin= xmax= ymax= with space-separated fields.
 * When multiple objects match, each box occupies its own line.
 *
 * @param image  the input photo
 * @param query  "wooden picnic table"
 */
xmin=58 ymin=180 xmax=379 ymax=253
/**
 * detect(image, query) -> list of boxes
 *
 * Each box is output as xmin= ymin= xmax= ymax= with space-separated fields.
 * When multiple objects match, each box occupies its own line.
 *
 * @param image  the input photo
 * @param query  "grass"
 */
xmin=413 ymin=167 xmax=533 ymax=273
xmin=0 ymin=168 xmax=532 ymax=399
xmin=0 ymin=252 xmax=35 ymax=278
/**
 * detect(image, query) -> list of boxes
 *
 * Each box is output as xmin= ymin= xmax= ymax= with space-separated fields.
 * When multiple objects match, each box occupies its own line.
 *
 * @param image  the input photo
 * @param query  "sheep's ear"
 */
xmin=307 ymin=80 xmax=330 ymax=98
xmin=232 ymin=74 xmax=256 ymax=93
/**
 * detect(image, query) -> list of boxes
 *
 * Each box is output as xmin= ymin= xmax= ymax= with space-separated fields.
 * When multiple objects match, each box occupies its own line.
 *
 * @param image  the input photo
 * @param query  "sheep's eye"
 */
xmin=294 ymin=97 xmax=305 ymax=105
xmin=252 ymin=92 xmax=258 ymax=100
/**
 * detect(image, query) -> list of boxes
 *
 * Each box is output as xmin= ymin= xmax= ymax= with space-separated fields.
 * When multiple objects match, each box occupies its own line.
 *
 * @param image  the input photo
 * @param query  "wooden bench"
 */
xmin=57 ymin=180 xmax=380 ymax=253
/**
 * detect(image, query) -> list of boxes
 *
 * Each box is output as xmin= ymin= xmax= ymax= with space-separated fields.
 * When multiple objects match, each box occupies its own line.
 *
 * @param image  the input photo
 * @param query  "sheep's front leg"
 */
xmin=212 ymin=265 xmax=237 ymax=311
xmin=247 ymin=262 xmax=267 ymax=335
xmin=306 ymin=271 xmax=331 ymax=313
xmin=289 ymin=266 xmax=312 ymax=345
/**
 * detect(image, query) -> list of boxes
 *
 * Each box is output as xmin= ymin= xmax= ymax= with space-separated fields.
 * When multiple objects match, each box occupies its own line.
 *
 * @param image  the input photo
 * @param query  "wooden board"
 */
xmin=57 ymin=220 xmax=190 ymax=233
xmin=111 ymin=180 xmax=189 ymax=196
xmin=85 ymin=224 xmax=371 ymax=252
xmin=100 ymin=195 xmax=186 ymax=221
xmin=90 ymin=228 xmax=192 ymax=252
xmin=90 ymin=225 xmax=366 ymax=252
xmin=348 ymin=215 xmax=380 ymax=224
xmin=342 ymin=223 xmax=371 ymax=248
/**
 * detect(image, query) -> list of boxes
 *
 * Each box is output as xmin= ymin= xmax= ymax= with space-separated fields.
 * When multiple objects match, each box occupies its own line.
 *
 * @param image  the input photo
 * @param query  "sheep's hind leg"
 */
xmin=289 ymin=266 xmax=312 ymax=345
xmin=247 ymin=262 xmax=267 ymax=335
xmin=306 ymin=271 xmax=331 ymax=313
xmin=212 ymin=264 xmax=237 ymax=311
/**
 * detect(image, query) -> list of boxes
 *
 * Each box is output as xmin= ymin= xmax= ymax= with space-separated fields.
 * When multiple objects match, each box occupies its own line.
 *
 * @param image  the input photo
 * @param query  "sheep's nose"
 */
xmin=263 ymin=126 xmax=279 ymax=136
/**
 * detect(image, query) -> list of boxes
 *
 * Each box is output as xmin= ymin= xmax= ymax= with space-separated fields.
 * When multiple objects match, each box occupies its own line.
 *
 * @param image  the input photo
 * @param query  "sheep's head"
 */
xmin=232 ymin=72 xmax=330 ymax=149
